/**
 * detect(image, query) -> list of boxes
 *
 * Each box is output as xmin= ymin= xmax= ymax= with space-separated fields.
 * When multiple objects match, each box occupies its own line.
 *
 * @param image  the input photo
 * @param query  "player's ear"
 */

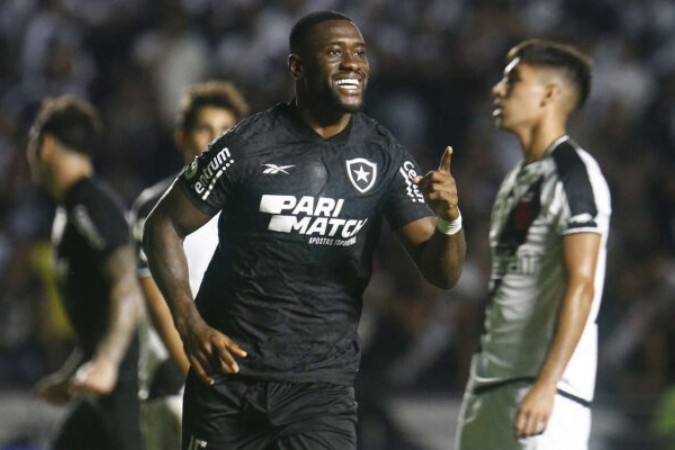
xmin=40 ymin=132 xmax=59 ymax=159
xmin=288 ymin=54 xmax=304 ymax=80
xmin=542 ymin=82 xmax=561 ymax=107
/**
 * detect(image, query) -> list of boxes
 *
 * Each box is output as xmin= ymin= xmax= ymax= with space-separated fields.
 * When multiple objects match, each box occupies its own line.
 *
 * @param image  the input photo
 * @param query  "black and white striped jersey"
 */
xmin=475 ymin=135 xmax=611 ymax=402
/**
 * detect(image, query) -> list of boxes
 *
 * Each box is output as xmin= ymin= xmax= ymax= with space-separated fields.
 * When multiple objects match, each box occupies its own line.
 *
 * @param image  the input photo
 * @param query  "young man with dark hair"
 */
xmin=455 ymin=39 xmax=611 ymax=450
xmin=130 ymin=80 xmax=250 ymax=450
xmin=27 ymin=95 xmax=143 ymax=450
xmin=143 ymin=10 xmax=465 ymax=449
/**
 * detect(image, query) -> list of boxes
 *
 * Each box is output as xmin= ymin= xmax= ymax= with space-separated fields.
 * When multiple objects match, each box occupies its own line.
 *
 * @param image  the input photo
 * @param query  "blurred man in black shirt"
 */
xmin=28 ymin=95 xmax=143 ymax=450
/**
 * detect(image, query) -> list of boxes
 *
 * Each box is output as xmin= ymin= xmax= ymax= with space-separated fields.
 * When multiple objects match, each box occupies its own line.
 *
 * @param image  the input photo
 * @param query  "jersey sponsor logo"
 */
xmin=491 ymin=251 xmax=542 ymax=278
xmin=399 ymin=161 xmax=425 ymax=203
xmin=183 ymin=147 xmax=233 ymax=200
xmin=184 ymin=158 xmax=199 ymax=180
xmin=259 ymin=194 xmax=367 ymax=245
xmin=346 ymin=158 xmax=377 ymax=193
xmin=262 ymin=163 xmax=294 ymax=174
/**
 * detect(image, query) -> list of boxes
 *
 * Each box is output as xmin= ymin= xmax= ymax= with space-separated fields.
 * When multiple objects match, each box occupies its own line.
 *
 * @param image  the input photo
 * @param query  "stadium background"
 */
xmin=0 ymin=0 xmax=674 ymax=448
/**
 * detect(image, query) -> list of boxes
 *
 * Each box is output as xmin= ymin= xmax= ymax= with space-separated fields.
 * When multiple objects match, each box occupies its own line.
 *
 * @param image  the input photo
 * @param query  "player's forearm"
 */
xmin=419 ymin=228 xmax=466 ymax=289
xmin=97 ymin=247 xmax=142 ymax=366
xmin=140 ymin=277 xmax=190 ymax=375
xmin=142 ymin=210 xmax=201 ymax=337
xmin=56 ymin=348 xmax=85 ymax=378
xmin=535 ymin=278 xmax=595 ymax=388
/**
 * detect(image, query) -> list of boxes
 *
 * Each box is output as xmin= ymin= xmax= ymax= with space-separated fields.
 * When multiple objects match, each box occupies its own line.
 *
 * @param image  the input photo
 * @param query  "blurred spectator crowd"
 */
xmin=1 ymin=0 xmax=674 ymax=448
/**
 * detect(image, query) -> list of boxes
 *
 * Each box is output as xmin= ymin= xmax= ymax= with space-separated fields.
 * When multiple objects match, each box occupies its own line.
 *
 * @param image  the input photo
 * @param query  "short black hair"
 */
xmin=177 ymin=80 xmax=250 ymax=132
xmin=32 ymin=95 xmax=102 ymax=156
xmin=289 ymin=10 xmax=354 ymax=55
xmin=507 ymin=39 xmax=593 ymax=111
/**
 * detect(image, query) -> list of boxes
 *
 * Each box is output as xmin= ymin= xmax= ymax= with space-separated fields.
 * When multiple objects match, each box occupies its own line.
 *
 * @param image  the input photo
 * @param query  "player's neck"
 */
xmin=294 ymin=99 xmax=352 ymax=139
xmin=517 ymin=120 xmax=566 ymax=165
xmin=52 ymin=156 xmax=93 ymax=201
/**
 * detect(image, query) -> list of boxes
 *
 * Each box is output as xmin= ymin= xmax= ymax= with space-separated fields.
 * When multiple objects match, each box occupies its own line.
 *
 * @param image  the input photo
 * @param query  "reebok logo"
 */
xmin=262 ymin=163 xmax=294 ymax=174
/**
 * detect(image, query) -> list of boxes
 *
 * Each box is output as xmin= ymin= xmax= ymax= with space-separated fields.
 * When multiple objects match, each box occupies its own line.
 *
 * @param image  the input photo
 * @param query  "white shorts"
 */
xmin=140 ymin=394 xmax=183 ymax=450
xmin=455 ymin=379 xmax=591 ymax=450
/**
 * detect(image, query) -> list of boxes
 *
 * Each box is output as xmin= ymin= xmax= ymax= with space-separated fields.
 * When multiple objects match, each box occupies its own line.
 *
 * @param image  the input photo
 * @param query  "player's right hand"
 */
xmin=413 ymin=146 xmax=460 ymax=222
xmin=180 ymin=316 xmax=247 ymax=385
xmin=70 ymin=356 xmax=118 ymax=396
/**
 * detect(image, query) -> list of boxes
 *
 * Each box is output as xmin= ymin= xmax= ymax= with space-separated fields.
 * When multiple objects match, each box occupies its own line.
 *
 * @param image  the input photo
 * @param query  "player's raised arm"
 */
xmin=396 ymin=146 xmax=466 ymax=288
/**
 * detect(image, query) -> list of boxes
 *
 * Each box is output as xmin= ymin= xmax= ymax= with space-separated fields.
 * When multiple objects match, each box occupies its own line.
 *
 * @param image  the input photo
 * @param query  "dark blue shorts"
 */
xmin=182 ymin=371 xmax=357 ymax=450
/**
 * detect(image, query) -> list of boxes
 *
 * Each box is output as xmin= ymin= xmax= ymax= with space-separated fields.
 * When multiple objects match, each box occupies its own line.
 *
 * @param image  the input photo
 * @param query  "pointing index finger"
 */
xmin=439 ymin=146 xmax=453 ymax=173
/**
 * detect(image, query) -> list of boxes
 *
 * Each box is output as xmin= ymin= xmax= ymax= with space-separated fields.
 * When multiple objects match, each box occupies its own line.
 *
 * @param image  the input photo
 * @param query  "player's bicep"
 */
xmin=148 ymin=184 xmax=213 ymax=239
xmin=103 ymin=244 xmax=138 ymax=284
xmin=562 ymin=232 xmax=601 ymax=283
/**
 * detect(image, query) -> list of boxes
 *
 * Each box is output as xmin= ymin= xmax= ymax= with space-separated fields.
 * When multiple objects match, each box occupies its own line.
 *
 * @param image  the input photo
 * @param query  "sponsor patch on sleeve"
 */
xmin=399 ymin=160 xmax=425 ymax=203
xmin=181 ymin=147 xmax=234 ymax=200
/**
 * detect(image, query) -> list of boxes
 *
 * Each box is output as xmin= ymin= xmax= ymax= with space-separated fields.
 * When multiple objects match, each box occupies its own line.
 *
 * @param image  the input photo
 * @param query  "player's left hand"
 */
xmin=514 ymin=382 xmax=556 ymax=439
xmin=69 ymin=356 xmax=118 ymax=397
xmin=35 ymin=372 xmax=73 ymax=404
xmin=413 ymin=146 xmax=460 ymax=221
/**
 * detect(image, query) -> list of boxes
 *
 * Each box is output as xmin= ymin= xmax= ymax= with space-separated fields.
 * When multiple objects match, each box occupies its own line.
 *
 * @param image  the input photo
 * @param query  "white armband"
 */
xmin=436 ymin=209 xmax=462 ymax=235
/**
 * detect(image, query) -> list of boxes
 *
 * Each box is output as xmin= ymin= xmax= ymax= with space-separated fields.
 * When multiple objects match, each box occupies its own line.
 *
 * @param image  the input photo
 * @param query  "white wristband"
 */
xmin=436 ymin=209 xmax=462 ymax=235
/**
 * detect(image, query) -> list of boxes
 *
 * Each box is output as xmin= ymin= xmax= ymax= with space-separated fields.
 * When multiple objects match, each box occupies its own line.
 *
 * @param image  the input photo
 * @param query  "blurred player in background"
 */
xmin=28 ymin=95 xmax=143 ymax=450
xmin=455 ymin=39 xmax=611 ymax=450
xmin=130 ymin=80 xmax=249 ymax=450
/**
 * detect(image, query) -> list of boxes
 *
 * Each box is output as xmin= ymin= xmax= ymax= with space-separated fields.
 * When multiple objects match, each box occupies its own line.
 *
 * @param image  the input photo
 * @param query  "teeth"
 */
xmin=336 ymin=79 xmax=360 ymax=87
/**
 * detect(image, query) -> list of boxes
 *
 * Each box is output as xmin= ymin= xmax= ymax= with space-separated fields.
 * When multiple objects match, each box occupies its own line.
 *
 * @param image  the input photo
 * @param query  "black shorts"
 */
xmin=182 ymin=371 xmax=357 ymax=450
xmin=53 ymin=378 xmax=142 ymax=450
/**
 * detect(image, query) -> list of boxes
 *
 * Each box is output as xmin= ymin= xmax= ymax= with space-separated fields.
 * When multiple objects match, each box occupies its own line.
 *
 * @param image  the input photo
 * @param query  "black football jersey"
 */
xmin=52 ymin=177 xmax=137 ymax=376
xmin=177 ymin=102 xmax=433 ymax=385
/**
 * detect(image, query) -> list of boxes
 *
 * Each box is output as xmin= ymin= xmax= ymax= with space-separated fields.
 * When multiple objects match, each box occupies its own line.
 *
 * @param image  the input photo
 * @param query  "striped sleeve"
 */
xmin=552 ymin=141 xmax=611 ymax=235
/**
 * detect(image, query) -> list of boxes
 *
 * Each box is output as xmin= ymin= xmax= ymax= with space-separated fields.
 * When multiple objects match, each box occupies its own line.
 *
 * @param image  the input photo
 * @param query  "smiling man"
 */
xmin=455 ymin=39 xmax=611 ymax=450
xmin=142 ymin=10 xmax=465 ymax=450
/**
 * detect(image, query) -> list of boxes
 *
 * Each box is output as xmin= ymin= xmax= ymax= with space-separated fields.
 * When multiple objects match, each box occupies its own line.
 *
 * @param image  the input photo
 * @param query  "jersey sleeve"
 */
xmin=129 ymin=186 xmax=165 ymax=278
xmin=75 ymin=190 xmax=130 ymax=259
xmin=552 ymin=146 xmax=611 ymax=236
xmin=383 ymin=145 xmax=435 ymax=230
xmin=175 ymin=133 xmax=239 ymax=215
